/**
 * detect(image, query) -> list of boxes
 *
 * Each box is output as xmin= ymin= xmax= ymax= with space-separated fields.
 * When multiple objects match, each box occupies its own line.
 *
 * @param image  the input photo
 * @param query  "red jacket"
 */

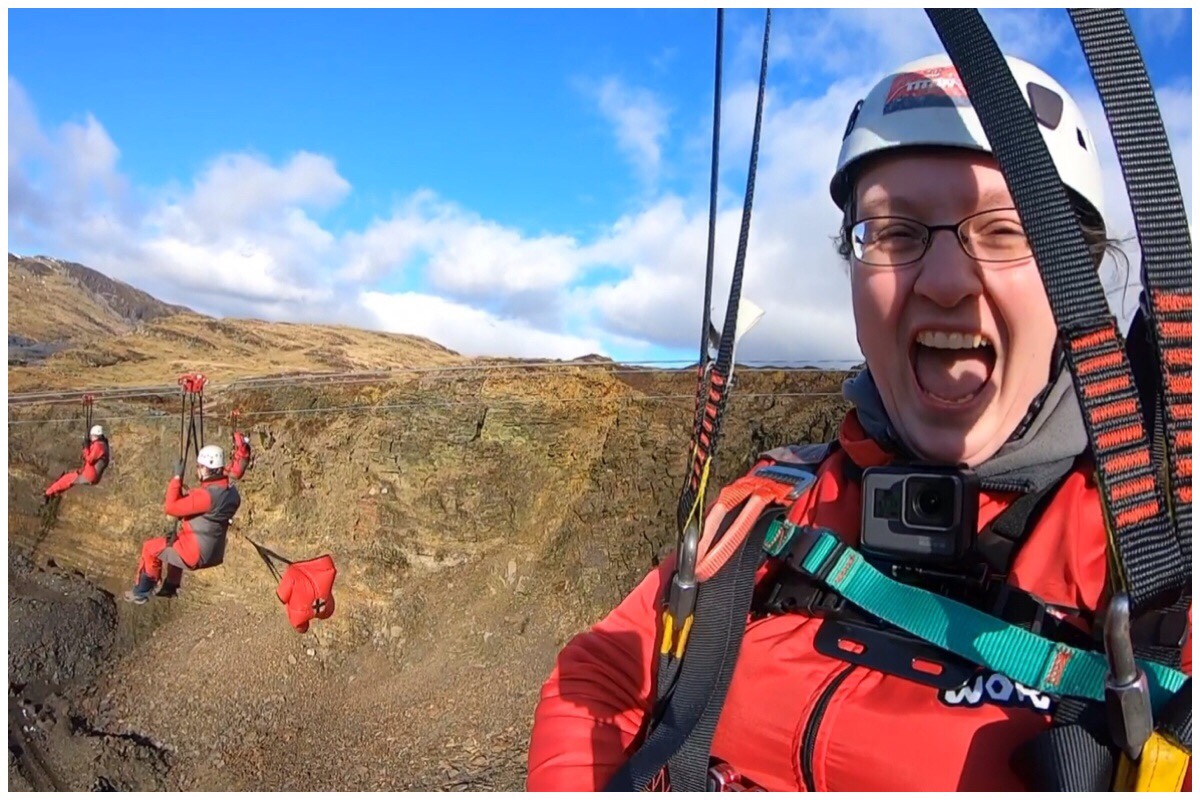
xmin=81 ymin=438 xmax=109 ymax=482
xmin=164 ymin=476 xmax=240 ymax=569
xmin=527 ymin=412 xmax=1192 ymax=791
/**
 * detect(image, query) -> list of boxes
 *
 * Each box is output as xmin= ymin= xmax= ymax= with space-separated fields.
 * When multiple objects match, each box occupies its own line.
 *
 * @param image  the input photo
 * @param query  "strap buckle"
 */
xmin=781 ymin=527 xmax=846 ymax=583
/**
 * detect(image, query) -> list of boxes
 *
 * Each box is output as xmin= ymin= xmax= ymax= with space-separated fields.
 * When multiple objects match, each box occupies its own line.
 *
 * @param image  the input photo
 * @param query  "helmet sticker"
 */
xmin=883 ymin=66 xmax=971 ymax=115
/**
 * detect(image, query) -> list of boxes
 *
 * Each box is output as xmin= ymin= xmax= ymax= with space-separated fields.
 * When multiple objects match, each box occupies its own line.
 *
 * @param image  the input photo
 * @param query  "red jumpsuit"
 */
xmin=527 ymin=412 xmax=1192 ymax=791
xmin=44 ymin=438 xmax=109 ymax=497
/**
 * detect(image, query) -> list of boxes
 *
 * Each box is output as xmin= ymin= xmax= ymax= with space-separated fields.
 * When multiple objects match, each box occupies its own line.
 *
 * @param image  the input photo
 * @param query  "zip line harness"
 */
xmin=607 ymin=7 xmax=1190 ymax=793
xmin=82 ymin=394 xmax=94 ymax=441
xmin=177 ymin=373 xmax=207 ymax=469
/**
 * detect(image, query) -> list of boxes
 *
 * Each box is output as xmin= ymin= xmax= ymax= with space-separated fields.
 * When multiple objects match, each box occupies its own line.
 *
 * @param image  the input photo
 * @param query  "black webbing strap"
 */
xmin=688 ymin=8 xmax=724 ymax=479
xmin=244 ymin=535 xmax=292 ymax=583
xmin=1018 ymin=696 xmax=1116 ymax=791
xmin=926 ymin=9 xmax=1185 ymax=618
xmin=179 ymin=392 xmax=201 ymax=464
xmin=1060 ymin=7 xmax=1192 ymax=750
xmin=676 ymin=9 xmax=770 ymax=536
xmin=1067 ymin=7 xmax=1191 ymax=589
xmin=605 ymin=512 xmax=774 ymax=791
xmin=626 ymin=12 xmax=770 ymax=788
xmin=1158 ymin=678 xmax=1192 ymax=752
xmin=1125 ymin=310 xmax=1170 ymax=483
xmin=975 ymin=480 xmax=1061 ymax=574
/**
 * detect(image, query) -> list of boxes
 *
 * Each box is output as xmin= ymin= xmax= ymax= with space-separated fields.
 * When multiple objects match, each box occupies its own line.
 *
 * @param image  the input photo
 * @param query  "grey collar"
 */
xmin=842 ymin=366 xmax=1087 ymax=492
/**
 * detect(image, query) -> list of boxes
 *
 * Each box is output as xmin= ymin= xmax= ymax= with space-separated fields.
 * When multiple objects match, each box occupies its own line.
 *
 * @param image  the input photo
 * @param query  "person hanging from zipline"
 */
xmin=43 ymin=395 xmax=110 ymax=501
xmin=125 ymin=444 xmax=242 ymax=604
xmin=124 ymin=374 xmax=241 ymax=604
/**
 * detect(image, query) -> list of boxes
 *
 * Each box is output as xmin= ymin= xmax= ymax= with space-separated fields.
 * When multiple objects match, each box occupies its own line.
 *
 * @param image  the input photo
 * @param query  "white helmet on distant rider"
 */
xmin=197 ymin=445 xmax=226 ymax=471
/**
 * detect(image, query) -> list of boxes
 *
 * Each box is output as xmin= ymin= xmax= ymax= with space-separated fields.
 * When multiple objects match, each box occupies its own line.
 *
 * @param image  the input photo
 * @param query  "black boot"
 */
xmin=157 ymin=565 xmax=183 ymax=597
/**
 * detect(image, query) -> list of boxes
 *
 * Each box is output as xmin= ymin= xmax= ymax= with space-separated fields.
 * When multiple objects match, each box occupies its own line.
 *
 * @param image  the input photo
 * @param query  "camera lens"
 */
xmin=916 ymin=488 xmax=943 ymax=517
xmin=904 ymin=476 xmax=957 ymax=530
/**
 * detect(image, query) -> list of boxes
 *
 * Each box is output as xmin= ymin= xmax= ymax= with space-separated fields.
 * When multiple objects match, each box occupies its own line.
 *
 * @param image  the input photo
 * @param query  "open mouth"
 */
xmin=910 ymin=329 xmax=996 ymax=405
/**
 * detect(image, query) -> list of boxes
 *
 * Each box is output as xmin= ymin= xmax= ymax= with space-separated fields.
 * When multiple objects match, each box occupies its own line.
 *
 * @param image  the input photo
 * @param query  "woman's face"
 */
xmin=850 ymin=150 xmax=1058 ymax=467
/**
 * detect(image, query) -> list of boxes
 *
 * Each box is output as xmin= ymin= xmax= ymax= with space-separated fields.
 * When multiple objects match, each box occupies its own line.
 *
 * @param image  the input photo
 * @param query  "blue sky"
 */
xmin=8 ymin=9 xmax=1193 ymax=364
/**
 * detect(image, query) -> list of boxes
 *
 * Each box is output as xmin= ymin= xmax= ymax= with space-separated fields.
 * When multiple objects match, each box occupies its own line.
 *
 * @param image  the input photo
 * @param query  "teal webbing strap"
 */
xmin=768 ymin=523 xmax=1188 ymax=711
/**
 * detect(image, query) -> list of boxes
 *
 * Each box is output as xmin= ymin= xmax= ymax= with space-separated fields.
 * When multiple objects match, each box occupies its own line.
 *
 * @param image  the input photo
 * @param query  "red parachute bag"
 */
xmin=246 ymin=537 xmax=337 ymax=633
xmin=276 ymin=556 xmax=337 ymax=634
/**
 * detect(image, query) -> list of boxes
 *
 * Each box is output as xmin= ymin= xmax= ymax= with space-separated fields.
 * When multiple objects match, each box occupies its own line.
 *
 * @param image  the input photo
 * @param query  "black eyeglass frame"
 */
xmin=849 ymin=207 xmax=1032 ymax=267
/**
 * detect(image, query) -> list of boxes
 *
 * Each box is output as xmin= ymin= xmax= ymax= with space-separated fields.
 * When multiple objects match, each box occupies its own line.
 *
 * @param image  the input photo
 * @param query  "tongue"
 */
xmin=914 ymin=345 xmax=993 ymax=401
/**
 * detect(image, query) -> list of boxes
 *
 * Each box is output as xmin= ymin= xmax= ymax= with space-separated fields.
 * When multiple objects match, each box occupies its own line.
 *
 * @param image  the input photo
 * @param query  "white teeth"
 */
xmin=925 ymin=389 xmax=978 ymax=404
xmin=915 ymin=330 xmax=993 ymax=350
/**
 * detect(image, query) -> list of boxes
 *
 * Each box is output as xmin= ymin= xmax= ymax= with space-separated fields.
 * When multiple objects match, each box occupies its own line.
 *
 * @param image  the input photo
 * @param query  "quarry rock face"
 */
xmin=8 ymin=255 xmax=853 ymax=789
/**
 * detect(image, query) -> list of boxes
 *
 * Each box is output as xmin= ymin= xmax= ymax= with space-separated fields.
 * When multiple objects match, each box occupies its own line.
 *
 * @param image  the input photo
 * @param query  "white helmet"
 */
xmin=831 ymin=54 xmax=1106 ymax=231
xmin=90 ymin=425 xmax=104 ymax=437
xmin=196 ymin=445 xmax=226 ymax=470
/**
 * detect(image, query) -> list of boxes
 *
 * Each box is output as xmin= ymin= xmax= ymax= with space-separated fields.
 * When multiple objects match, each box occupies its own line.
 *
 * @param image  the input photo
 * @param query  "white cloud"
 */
xmin=359 ymin=290 xmax=601 ymax=359
xmin=8 ymin=12 xmax=1191 ymax=364
xmin=339 ymin=192 xmax=587 ymax=299
xmin=592 ymin=77 xmax=669 ymax=183
xmin=8 ymin=78 xmax=49 ymax=168
xmin=183 ymin=151 xmax=350 ymax=230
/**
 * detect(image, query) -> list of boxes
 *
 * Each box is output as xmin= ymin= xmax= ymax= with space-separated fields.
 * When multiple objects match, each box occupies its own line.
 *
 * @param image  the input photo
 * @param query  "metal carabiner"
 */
xmin=667 ymin=520 xmax=702 ymax=632
xmin=1103 ymin=592 xmax=1154 ymax=761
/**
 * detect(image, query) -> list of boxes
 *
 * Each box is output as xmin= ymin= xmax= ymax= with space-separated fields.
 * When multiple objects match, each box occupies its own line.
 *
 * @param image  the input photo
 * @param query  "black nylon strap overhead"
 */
xmin=1067 ymin=7 xmax=1191 ymax=586
xmin=676 ymin=8 xmax=771 ymax=536
xmin=688 ymin=8 xmax=724 ymax=466
xmin=178 ymin=393 xmax=188 ymax=461
xmin=925 ymin=9 xmax=1185 ymax=617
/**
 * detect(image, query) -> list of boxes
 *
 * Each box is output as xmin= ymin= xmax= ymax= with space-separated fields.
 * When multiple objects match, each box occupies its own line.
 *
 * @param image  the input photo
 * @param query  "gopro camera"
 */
xmin=860 ymin=465 xmax=979 ymax=566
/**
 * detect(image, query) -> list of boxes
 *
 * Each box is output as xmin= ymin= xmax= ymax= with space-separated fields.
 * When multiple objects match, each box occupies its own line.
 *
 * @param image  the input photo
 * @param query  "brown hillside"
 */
xmin=8 ymin=254 xmax=190 ymax=362
xmin=9 ymin=312 xmax=466 ymax=394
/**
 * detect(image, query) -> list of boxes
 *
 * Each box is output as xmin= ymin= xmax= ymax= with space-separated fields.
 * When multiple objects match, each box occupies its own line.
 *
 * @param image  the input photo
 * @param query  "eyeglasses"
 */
xmin=849 ymin=208 xmax=1032 ymax=268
